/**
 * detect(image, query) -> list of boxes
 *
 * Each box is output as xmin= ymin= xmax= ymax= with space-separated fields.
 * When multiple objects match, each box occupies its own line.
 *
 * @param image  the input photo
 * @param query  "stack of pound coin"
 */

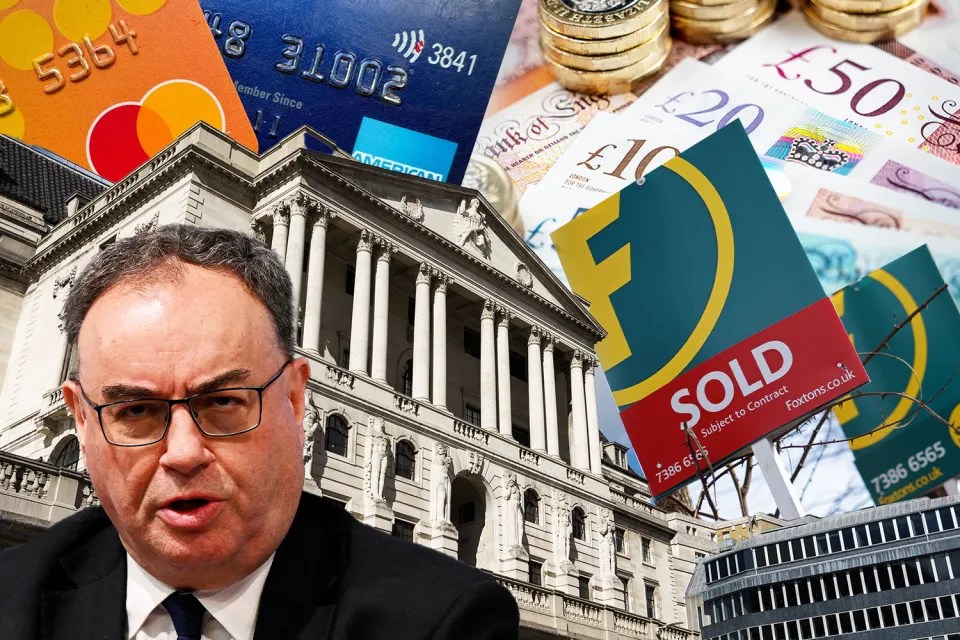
xmin=669 ymin=0 xmax=777 ymax=44
xmin=462 ymin=154 xmax=524 ymax=237
xmin=802 ymin=0 xmax=928 ymax=42
xmin=538 ymin=0 xmax=670 ymax=94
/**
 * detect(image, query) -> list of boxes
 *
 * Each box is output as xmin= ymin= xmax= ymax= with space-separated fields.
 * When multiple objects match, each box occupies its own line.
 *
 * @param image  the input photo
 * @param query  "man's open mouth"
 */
xmin=168 ymin=499 xmax=210 ymax=512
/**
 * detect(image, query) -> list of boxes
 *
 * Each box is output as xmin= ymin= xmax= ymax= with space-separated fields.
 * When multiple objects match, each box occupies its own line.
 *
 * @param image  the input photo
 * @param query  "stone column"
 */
xmin=286 ymin=194 xmax=310 ymax=308
xmin=301 ymin=207 xmax=329 ymax=353
xmin=270 ymin=204 xmax=290 ymax=264
xmin=348 ymin=230 xmax=373 ymax=374
xmin=412 ymin=264 xmax=432 ymax=401
xmin=432 ymin=275 xmax=448 ymax=408
xmin=370 ymin=241 xmax=394 ymax=382
xmin=584 ymin=359 xmax=602 ymax=474
xmin=543 ymin=336 xmax=560 ymax=457
xmin=480 ymin=300 xmax=497 ymax=432
xmin=570 ymin=351 xmax=590 ymax=472
xmin=495 ymin=310 xmax=513 ymax=438
xmin=528 ymin=328 xmax=546 ymax=452
xmin=583 ymin=358 xmax=602 ymax=475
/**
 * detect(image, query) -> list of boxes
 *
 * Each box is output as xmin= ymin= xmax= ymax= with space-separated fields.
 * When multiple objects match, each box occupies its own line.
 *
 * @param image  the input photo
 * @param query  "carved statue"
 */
xmin=302 ymin=392 xmax=321 ymax=467
xmin=597 ymin=508 xmax=617 ymax=578
xmin=453 ymin=197 xmax=491 ymax=258
xmin=364 ymin=417 xmax=390 ymax=503
xmin=553 ymin=491 xmax=573 ymax=570
xmin=431 ymin=442 xmax=453 ymax=524
xmin=400 ymin=194 xmax=425 ymax=222
xmin=503 ymin=472 xmax=525 ymax=549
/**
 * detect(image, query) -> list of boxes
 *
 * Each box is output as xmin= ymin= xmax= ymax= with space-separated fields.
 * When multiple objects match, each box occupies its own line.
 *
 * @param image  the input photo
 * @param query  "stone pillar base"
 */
xmin=546 ymin=563 xmax=579 ymax=597
xmin=303 ymin=474 xmax=322 ymax=497
xmin=500 ymin=547 xmax=530 ymax=581
xmin=361 ymin=498 xmax=394 ymax=533
xmin=424 ymin=521 xmax=459 ymax=558
xmin=594 ymin=574 xmax=625 ymax=608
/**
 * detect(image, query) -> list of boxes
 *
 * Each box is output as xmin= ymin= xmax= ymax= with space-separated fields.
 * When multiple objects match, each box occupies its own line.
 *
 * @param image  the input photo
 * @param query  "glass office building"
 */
xmin=688 ymin=495 xmax=960 ymax=640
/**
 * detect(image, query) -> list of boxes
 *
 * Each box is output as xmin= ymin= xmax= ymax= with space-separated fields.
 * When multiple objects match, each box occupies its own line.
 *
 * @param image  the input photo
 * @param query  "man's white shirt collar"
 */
xmin=126 ymin=552 xmax=275 ymax=640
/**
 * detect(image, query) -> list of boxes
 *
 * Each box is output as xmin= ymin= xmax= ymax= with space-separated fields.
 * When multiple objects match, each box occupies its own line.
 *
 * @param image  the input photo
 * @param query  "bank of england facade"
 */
xmin=0 ymin=128 xmax=718 ymax=639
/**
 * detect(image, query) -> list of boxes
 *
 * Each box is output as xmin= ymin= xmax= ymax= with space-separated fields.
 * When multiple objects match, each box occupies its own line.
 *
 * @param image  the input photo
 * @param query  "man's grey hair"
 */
xmin=62 ymin=224 xmax=295 ymax=377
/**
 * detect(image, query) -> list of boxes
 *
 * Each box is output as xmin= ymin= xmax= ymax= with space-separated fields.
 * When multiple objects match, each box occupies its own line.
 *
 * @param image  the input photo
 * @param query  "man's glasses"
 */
xmin=77 ymin=359 xmax=293 ymax=447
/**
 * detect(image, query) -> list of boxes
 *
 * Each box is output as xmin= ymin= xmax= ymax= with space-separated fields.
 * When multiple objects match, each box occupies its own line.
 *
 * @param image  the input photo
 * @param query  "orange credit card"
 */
xmin=0 ymin=0 xmax=256 ymax=181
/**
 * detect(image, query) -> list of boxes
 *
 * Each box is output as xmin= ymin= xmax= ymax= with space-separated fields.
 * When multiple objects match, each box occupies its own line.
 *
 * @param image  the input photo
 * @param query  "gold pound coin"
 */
xmin=672 ymin=0 xmax=775 ymax=35
xmin=462 ymin=154 xmax=523 ymax=236
xmin=673 ymin=0 xmax=776 ymax=42
xmin=803 ymin=1 xmax=925 ymax=41
xmin=807 ymin=0 xmax=927 ymax=31
xmin=670 ymin=0 xmax=762 ymax=21
xmin=544 ymin=37 xmax=671 ymax=93
xmin=540 ymin=23 xmax=669 ymax=70
xmin=671 ymin=0 xmax=756 ymax=6
xmin=538 ymin=0 xmax=665 ymax=39
xmin=809 ymin=0 xmax=915 ymax=12
xmin=539 ymin=8 xmax=668 ymax=55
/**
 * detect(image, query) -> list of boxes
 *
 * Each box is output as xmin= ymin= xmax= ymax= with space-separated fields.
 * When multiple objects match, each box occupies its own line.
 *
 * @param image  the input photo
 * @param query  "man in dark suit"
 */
xmin=0 ymin=224 xmax=519 ymax=639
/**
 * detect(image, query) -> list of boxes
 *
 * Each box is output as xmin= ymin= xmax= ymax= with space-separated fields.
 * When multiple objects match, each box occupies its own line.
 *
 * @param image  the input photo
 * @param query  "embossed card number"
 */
xmin=203 ymin=11 xmax=408 ymax=107
xmin=0 ymin=80 xmax=13 ymax=116
xmin=32 ymin=20 xmax=138 ymax=94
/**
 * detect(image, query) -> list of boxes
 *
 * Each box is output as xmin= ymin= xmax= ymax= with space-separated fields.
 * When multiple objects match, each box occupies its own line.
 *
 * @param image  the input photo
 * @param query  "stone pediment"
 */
xmin=308 ymin=153 xmax=602 ymax=339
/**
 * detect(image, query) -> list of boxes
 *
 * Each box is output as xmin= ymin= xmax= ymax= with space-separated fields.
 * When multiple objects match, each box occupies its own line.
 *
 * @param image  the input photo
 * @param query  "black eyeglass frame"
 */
xmin=76 ymin=358 xmax=294 ymax=447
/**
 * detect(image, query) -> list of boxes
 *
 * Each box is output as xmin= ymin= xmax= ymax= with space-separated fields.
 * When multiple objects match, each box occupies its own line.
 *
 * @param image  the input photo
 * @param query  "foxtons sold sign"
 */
xmin=552 ymin=123 xmax=868 ymax=498
xmin=833 ymin=247 xmax=960 ymax=505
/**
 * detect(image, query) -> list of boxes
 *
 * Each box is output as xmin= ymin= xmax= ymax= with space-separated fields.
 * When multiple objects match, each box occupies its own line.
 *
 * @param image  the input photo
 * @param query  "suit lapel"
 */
xmin=40 ymin=524 xmax=127 ymax=640
xmin=253 ymin=494 xmax=344 ymax=640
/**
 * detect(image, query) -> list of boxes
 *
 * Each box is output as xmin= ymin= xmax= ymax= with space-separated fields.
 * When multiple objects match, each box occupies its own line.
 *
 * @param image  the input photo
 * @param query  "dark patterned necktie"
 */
xmin=161 ymin=591 xmax=206 ymax=640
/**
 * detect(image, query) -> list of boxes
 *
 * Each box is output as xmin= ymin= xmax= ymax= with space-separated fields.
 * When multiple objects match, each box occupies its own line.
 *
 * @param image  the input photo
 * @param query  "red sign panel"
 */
xmin=622 ymin=297 xmax=867 ymax=497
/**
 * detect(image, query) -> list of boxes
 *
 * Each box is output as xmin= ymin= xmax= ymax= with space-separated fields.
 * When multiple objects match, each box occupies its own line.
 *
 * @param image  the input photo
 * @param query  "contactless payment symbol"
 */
xmin=391 ymin=29 xmax=425 ymax=63
xmin=87 ymin=80 xmax=225 ymax=181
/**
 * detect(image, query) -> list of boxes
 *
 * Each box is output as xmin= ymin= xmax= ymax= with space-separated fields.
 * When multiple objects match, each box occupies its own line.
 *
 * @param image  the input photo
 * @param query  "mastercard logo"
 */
xmin=86 ymin=79 xmax=226 ymax=182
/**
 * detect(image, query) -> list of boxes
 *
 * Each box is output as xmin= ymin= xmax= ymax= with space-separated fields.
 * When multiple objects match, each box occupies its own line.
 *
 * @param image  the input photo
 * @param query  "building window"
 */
xmin=392 ymin=519 xmax=415 ymax=542
xmin=324 ymin=414 xmax=348 ymax=457
xmin=578 ymin=575 xmax=591 ymax=600
xmin=463 ymin=327 xmax=481 ymax=358
xmin=458 ymin=502 xmax=475 ymax=524
xmin=572 ymin=507 xmax=586 ymax=540
xmin=512 ymin=424 xmax=530 ymax=448
xmin=523 ymin=489 xmax=539 ymax=524
xmin=395 ymin=440 xmax=416 ymax=480
xmin=528 ymin=560 xmax=542 ymax=586
xmin=645 ymin=584 xmax=658 ymax=619
xmin=464 ymin=404 xmax=481 ymax=427
xmin=51 ymin=436 xmax=80 ymax=471
xmin=615 ymin=527 xmax=626 ymax=554
xmin=641 ymin=537 xmax=652 ymax=563
xmin=621 ymin=576 xmax=630 ymax=612
xmin=345 ymin=265 xmax=355 ymax=295
xmin=509 ymin=350 xmax=527 ymax=381
xmin=401 ymin=359 xmax=413 ymax=397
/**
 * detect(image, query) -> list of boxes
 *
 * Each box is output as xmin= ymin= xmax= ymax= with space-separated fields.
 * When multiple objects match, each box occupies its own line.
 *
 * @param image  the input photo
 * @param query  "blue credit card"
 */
xmin=198 ymin=0 xmax=521 ymax=183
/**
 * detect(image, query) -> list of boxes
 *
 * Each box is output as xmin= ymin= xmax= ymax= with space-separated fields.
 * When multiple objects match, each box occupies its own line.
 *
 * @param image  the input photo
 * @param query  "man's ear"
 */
xmin=62 ymin=379 xmax=90 ymax=450
xmin=288 ymin=357 xmax=312 ymax=441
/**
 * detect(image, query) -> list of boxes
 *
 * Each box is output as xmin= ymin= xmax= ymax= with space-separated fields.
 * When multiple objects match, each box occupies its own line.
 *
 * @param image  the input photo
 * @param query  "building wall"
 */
xmin=691 ymin=496 xmax=960 ymax=640
xmin=0 ymin=279 xmax=24 ymax=389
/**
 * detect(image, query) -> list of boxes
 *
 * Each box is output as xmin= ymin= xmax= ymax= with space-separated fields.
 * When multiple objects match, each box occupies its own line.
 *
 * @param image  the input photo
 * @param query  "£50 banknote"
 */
xmin=537 ymin=59 xmax=957 ymax=210
xmin=715 ymin=12 xmax=960 ymax=166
